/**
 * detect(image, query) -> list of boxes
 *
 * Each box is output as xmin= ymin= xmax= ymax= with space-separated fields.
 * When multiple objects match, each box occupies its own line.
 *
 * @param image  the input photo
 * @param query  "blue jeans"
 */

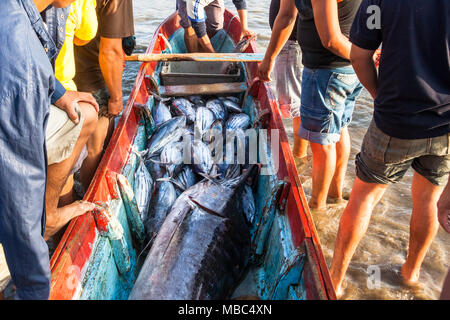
xmin=298 ymin=66 xmax=363 ymax=145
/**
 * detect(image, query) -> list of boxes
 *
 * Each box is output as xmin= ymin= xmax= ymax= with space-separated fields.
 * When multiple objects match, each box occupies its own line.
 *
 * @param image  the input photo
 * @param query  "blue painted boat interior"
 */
xmin=78 ymin=29 xmax=307 ymax=300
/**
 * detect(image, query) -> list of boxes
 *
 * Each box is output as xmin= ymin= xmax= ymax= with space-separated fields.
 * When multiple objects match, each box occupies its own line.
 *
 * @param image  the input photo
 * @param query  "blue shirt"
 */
xmin=350 ymin=0 xmax=450 ymax=139
xmin=0 ymin=0 xmax=62 ymax=300
xmin=42 ymin=5 xmax=71 ymax=102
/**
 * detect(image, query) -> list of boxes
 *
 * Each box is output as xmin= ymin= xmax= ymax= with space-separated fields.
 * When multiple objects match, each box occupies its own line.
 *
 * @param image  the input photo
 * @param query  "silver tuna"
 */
xmin=152 ymin=101 xmax=172 ymax=127
xmin=147 ymin=116 xmax=186 ymax=155
xmin=172 ymin=98 xmax=196 ymax=124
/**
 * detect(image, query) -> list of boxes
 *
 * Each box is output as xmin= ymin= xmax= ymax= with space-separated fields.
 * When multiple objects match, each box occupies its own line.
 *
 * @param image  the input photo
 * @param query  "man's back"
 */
xmin=350 ymin=0 xmax=450 ymax=139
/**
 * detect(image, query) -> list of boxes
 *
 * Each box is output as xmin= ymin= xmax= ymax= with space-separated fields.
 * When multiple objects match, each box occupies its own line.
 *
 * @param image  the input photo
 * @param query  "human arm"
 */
xmin=232 ymin=0 xmax=254 ymax=39
xmin=73 ymin=36 xmax=91 ymax=46
xmin=99 ymin=37 xmax=125 ymax=115
xmin=350 ymin=44 xmax=378 ymax=99
xmin=311 ymin=0 xmax=351 ymax=59
xmin=257 ymin=0 xmax=297 ymax=81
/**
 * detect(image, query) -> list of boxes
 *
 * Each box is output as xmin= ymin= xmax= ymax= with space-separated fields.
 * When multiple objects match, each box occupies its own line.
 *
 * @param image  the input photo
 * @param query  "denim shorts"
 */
xmin=356 ymin=120 xmax=450 ymax=186
xmin=298 ymin=66 xmax=363 ymax=145
xmin=274 ymin=40 xmax=302 ymax=119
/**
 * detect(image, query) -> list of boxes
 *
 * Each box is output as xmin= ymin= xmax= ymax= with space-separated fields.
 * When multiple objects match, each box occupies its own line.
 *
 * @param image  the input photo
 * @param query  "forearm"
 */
xmin=323 ymin=34 xmax=352 ymax=60
xmin=350 ymin=55 xmax=378 ymax=99
xmin=263 ymin=12 xmax=296 ymax=63
xmin=99 ymin=38 xmax=124 ymax=103
xmin=198 ymin=35 xmax=215 ymax=53
xmin=73 ymin=36 xmax=91 ymax=46
xmin=237 ymin=10 xmax=249 ymax=31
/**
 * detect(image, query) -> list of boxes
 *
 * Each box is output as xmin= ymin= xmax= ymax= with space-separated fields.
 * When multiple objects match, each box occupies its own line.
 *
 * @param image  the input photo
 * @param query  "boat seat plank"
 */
xmin=125 ymin=52 xmax=264 ymax=62
xmin=159 ymin=82 xmax=248 ymax=96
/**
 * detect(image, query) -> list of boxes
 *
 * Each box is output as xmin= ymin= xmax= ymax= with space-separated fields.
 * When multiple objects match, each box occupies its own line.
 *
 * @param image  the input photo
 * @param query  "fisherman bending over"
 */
xmin=177 ymin=0 xmax=255 ymax=53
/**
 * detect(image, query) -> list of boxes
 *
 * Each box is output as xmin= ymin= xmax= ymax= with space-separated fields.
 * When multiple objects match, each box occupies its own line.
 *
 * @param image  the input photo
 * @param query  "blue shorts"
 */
xmin=298 ymin=66 xmax=363 ymax=145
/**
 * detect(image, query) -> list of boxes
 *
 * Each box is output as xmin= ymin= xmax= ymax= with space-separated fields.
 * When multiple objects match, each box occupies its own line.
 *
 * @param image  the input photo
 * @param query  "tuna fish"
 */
xmin=144 ymin=177 xmax=178 ymax=240
xmin=147 ymin=116 xmax=186 ymax=155
xmin=204 ymin=119 xmax=224 ymax=144
xmin=226 ymin=113 xmax=251 ymax=131
xmin=206 ymin=99 xmax=227 ymax=120
xmin=241 ymin=184 xmax=256 ymax=225
xmin=189 ymin=95 xmax=205 ymax=106
xmin=194 ymin=107 xmax=215 ymax=140
xmin=145 ymin=157 xmax=166 ymax=181
xmin=174 ymin=165 xmax=197 ymax=191
xmin=129 ymin=165 xmax=258 ymax=300
xmin=172 ymin=98 xmax=196 ymax=124
xmin=222 ymin=98 xmax=243 ymax=113
xmin=192 ymin=140 xmax=214 ymax=176
xmin=152 ymin=101 xmax=172 ymax=127
xmin=134 ymin=153 xmax=154 ymax=217
xmin=160 ymin=142 xmax=186 ymax=177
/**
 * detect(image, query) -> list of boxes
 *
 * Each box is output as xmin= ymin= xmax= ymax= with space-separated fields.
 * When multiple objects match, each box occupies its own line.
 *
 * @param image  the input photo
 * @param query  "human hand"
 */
xmin=54 ymin=91 xmax=99 ymax=124
xmin=241 ymin=28 xmax=256 ymax=40
xmin=373 ymin=49 xmax=382 ymax=68
xmin=257 ymin=58 xmax=274 ymax=82
xmin=108 ymin=98 xmax=123 ymax=116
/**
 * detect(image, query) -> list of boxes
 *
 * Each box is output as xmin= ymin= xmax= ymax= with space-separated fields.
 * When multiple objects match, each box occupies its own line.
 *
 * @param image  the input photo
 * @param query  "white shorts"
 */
xmin=274 ymin=40 xmax=302 ymax=119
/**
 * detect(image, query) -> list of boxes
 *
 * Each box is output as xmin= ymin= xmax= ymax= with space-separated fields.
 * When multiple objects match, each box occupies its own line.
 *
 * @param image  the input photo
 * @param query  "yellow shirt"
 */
xmin=55 ymin=0 xmax=98 ymax=91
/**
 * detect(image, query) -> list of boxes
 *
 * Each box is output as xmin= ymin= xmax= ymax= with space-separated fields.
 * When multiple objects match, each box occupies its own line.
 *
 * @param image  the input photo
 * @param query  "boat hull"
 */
xmin=49 ymin=11 xmax=335 ymax=300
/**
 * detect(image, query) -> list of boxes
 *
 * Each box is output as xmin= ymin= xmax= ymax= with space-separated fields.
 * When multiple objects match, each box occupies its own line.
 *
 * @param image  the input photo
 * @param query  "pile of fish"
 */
xmin=130 ymin=95 xmax=258 ymax=300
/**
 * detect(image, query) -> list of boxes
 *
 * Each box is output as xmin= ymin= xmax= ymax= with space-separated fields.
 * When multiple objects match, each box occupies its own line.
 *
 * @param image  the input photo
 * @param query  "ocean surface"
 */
xmin=124 ymin=0 xmax=449 ymax=300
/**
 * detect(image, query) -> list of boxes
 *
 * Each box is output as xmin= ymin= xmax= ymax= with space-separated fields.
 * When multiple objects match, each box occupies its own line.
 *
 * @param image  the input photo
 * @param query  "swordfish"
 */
xmin=129 ymin=166 xmax=258 ymax=300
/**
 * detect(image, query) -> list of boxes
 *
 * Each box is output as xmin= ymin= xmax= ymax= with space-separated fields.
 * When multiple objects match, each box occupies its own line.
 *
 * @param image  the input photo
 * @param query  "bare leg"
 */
xmin=309 ymin=142 xmax=336 ymax=209
xmin=401 ymin=172 xmax=443 ymax=284
xmin=292 ymin=116 xmax=308 ymax=159
xmin=80 ymin=116 xmax=113 ymax=191
xmin=330 ymin=177 xmax=388 ymax=296
xmin=329 ymin=128 xmax=351 ymax=201
xmin=58 ymin=174 xmax=75 ymax=207
xmin=45 ymin=103 xmax=98 ymax=240
xmin=184 ymin=27 xmax=199 ymax=53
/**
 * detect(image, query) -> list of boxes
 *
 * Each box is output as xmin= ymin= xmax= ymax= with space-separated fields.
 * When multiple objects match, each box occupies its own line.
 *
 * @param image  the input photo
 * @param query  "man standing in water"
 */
xmin=267 ymin=0 xmax=309 ymax=165
xmin=258 ymin=0 xmax=363 ymax=210
xmin=74 ymin=0 xmax=135 ymax=192
xmin=176 ymin=0 xmax=254 ymax=53
xmin=331 ymin=0 xmax=450 ymax=296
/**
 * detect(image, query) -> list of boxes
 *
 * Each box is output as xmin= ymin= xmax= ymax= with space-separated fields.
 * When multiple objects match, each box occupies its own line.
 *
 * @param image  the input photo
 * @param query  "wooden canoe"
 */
xmin=48 ymin=10 xmax=336 ymax=300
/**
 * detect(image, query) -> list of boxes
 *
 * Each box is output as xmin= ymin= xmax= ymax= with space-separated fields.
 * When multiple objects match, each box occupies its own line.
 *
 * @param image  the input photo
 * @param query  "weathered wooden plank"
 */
xmin=159 ymin=82 xmax=247 ymax=96
xmin=125 ymin=52 xmax=264 ymax=62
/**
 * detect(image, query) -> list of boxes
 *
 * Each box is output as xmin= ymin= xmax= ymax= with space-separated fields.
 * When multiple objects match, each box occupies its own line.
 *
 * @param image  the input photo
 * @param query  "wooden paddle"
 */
xmin=125 ymin=52 xmax=264 ymax=62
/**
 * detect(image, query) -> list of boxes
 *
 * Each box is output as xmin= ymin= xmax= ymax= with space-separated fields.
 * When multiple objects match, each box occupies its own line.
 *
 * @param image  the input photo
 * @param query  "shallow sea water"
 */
xmin=125 ymin=0 xmax=449 ymax=300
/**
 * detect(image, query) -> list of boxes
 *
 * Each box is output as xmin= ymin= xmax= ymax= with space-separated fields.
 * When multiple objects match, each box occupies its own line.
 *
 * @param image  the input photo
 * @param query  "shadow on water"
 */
xmin=125 ymin=0 xmax=450 ymax=300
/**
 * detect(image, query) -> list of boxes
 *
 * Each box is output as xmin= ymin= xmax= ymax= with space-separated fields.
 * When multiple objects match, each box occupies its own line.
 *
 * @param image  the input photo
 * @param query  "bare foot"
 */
xmin=400 ymin=263 xmax=420 ymax=286
xmin=309 ymin=198 xmax=328 ymax=212
xmin=45 ymin=201 xmax=95 ymax=240
xmin=327 ymin=197 xmax=348 ymax=210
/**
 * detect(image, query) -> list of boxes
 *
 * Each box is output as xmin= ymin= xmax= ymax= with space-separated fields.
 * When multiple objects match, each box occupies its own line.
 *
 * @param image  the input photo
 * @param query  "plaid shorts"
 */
xmin=356 ymin=120 xmax=450 ymax=186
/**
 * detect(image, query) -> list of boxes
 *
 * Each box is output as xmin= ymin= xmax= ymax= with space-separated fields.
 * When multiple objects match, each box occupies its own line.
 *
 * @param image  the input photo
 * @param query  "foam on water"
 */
xmin=124 ymin=0 xmax=450 ymax=300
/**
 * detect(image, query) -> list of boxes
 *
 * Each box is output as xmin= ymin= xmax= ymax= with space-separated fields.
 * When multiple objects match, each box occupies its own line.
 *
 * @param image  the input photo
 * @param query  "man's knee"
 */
xmin=79 ymin=102 xmax=98 ymax=137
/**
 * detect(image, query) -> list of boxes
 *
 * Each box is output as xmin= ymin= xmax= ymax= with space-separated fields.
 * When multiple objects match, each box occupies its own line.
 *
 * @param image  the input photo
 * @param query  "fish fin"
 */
xmin=156 ymin=177 xmax=186 ymax=192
